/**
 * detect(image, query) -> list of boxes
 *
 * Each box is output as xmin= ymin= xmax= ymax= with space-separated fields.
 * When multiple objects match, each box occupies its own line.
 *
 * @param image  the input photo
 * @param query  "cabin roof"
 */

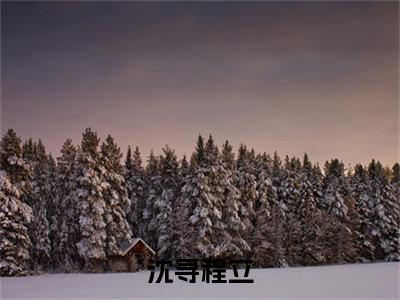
xmin=119 ymin=238 xmax=156 ymax=256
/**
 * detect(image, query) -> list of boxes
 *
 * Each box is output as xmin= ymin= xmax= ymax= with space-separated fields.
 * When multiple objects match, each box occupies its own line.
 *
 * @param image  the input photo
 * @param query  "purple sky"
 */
xmin=1 ymin=1 xmax=399 ymax=166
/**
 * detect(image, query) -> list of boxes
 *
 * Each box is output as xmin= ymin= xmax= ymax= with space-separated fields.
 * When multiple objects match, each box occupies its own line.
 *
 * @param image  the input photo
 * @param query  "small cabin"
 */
xmin=107 ymin=238 xmax=156 ymax=273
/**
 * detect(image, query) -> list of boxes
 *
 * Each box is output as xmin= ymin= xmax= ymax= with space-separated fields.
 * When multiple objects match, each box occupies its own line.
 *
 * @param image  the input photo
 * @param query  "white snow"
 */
xmin=1 ymin=262 xmax=398 ymax=299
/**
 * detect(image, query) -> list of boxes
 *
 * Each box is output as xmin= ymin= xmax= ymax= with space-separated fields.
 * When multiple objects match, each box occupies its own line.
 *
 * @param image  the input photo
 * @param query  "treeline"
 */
xmin=0 ymin=128 xmax=399 ymax=276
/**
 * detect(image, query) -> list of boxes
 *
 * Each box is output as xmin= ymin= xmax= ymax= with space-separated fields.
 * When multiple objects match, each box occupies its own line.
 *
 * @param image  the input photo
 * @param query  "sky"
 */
xmin=1 ymin=1 xmax=399 ymax=166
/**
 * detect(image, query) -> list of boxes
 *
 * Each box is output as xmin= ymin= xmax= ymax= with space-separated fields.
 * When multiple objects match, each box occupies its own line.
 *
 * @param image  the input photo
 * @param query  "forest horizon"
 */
xmin=0 ymin=127 xmax=397 ymax=171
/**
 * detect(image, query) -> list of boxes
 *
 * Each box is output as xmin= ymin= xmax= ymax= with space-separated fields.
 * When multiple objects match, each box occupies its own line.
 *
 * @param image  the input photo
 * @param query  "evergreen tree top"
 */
xmin=101 ymin=135 xmax=123 ymax=173
xmin=160 ymin=146 xmax=179 ymax=186
xmin=205 ymin=135 xmax=219 ymax=166
xmin=324 ymin=159 xmax=346 ymax=178
xmin=237 ymin=144 xmax=248 ymax=166
xmin=180 ymin=155 xmax=189 ymax=173
xmin=0 ymin=129 xmax=22 ymax=162
xmin=81 ymin=128 xmax=100 ymax=158
xmin=146 ymin=150 xmax=159 ymax=174
xmin=133 ymin=147 xmax=142 ymax=168
xmin=0 ymin=129 xmax=30 ymax=184
xmin=302 ymin=153 xmax=312 ymax=171
xmin=22 ymin=138 xmax=35 ymax=161
xmin=59 ymin=139 xmax=77 ymax=160
xmin=125 ymin=146 xmax=133 ymax=170
xmin=353 ymin=164 xmax=368 ymax=179
xmin=191 ymin=134 xmax=206 ymax=167
xmin=35 ymin=139 xmax=48 ymax=162
xmin=221 ymin=140 xmax=235 ymax=170
xmin=392 ymin=162 xmax=400 ymax=183
xmin=368 ymin=159 xmax=387 ymax=183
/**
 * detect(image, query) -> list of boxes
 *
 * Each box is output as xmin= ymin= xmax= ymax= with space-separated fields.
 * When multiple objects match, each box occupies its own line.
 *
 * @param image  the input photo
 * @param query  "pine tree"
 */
xmin=174 ymin=155 xmax=191 ymax=258
xmin=179 ymin=135 xmax=217 ymax=258
xmin=203 ymin=137 xmax=250 ymax=258
xmin=75 ymin=128 xmax=108 ymax=270
xmin=0 ymin=129 xmax=30 ymax=183
xmin=236 ymin=144 xmax=258 ymax=245
xmin=297 ymin=154 xmax=326 ymax=265
xmin=47 ymin=154 xmax=60 ymax=269
xmin=124 ymin=146 xmax=146 ymax=237
xmin=56 ymin=139 xmax=79 ymax=272
xmin=321 ymin=159 xmax=356 ymax=263
xmin=254 ymin=150 xmax=287 ymax=267
xmin=381 ymin=177 xmax=399 ymax=261
xmin=392 ymin=163 xmax=400 ymax=200
xmin=154 ymin=146 xmax=179 ymax=259
xmin=251 ymin=152 xmax=274 ymax=266
xmin=0 ymin=129 xmax=33 ymax=276
xmin=387 ymin=162 xmax=400 ymax=261
xmin=22 ymin=139 xmax=35 ymax=163
xmin=351 ymin=164 xmax=375 ymax=261
xmin=143 ymin=151 xmax=162 ymax=250
xmin=367 ymin=160 xmax=399 ymax=261
xmin=203 ymin=136 xmax=226 ymax=257
xmin=278 ymin=156 xmax=302 ymax=265
xmin=278 ymin=156 xmax=301 ymax=215
xmin=321 ymin=159 xmax=349 ymax=221
xmin=21 ymin=139 xmax=36 ymax=209
xmin=271 ymin=151 xmax=287 ymax=217
xmin=219 ymin=141 xmax=249 ymax=258
xmin=30 ymin=140 xmax=51 ymax=271
xmin=100 ymin=135 xmax=132 ymax=256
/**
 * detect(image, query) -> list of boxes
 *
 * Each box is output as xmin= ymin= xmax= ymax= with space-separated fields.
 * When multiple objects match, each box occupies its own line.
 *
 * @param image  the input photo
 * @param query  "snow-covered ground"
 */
xmin=1 ymin=262 xmax=398 ymax=299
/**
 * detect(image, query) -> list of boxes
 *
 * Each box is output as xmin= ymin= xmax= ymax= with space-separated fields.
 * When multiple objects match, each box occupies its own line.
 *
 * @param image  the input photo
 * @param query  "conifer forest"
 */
xmin=0 ymin=128 xmax=399 ymax=276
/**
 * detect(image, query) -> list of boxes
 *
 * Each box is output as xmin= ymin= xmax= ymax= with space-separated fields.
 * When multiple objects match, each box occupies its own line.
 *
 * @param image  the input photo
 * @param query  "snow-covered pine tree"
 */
xmin=203 ymin=137 xmax=249 ymax=258
xmin=56 ymin=139 xmax=79 ymax=272
xmin=173 ymin=155 xmax=190 ymax=258
xmin=321 ymin=159 xmax=356 ymax=263
xmin=100 ymin=135 xmax=132 ymax=256
xmin=297 ymin=154 xmax=326 ymax=265
xmin=312 ymin=163 xmax=324 ymax=209
xmin=21 ymin=139 xmax=36 ymax=209
xmin=0 ymin=129 xmax=33 ymax=276
xmin=22 ymin=139 xmax=35 ymax=164
xmin=367 ymin=160 xmax=399 ymax=261
xmin=251 ymin=152 xmax=274 ymax=266
xmin=1 ymin=130 xmax=31 ymax=188
xmin=367 ymin=160 xmax=390 ymax=260
xmin=30 ymin=140 xmax=51 ymax=271
xmin=381 ymin=170 xmax=399 ymax=262
xmin=46 ymin=154 xmax=60 ymax=269
xmin=271 ymin=151 xmax=288 ymax=217
xmin=154 ymin=146 xmax=179 ymax=259
xmin=387 ymin=162 xmax=400 ymax=261
xmin=350 ymin=164 xmax=375 ymax=261
xmin=252 ymin=150 xmax=287 ymax=267
xmin=179 ymin=135 xmax=216 ymax=258
xmin=75 ymin=128 xmax=108 ymax=271
xmin=203 ymin=136 xmax=226 ymax=258
xmin=235 ymin=144 xmax=258 ymax=246
xmin=321 ymin=159 xmax=350 ymax=221
xmin=299 ymin=154 xmax=319 ymax=216
xmin=392 ymin=163 xmax=400 ymax=201
xmin=278 ymin=156 xmax=301 ymax=216
xmin=124 ymin=146 xmax=146 ymax=237
xmin=253 ymin=153 xmax=274 ymax=221
xmin=219 ymin=141 xmax=249 ymax=258
xmin=278 ymin=156 xmax=302 ymax=265
xmin=143 ymin=151 xmax=162 ymax=250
